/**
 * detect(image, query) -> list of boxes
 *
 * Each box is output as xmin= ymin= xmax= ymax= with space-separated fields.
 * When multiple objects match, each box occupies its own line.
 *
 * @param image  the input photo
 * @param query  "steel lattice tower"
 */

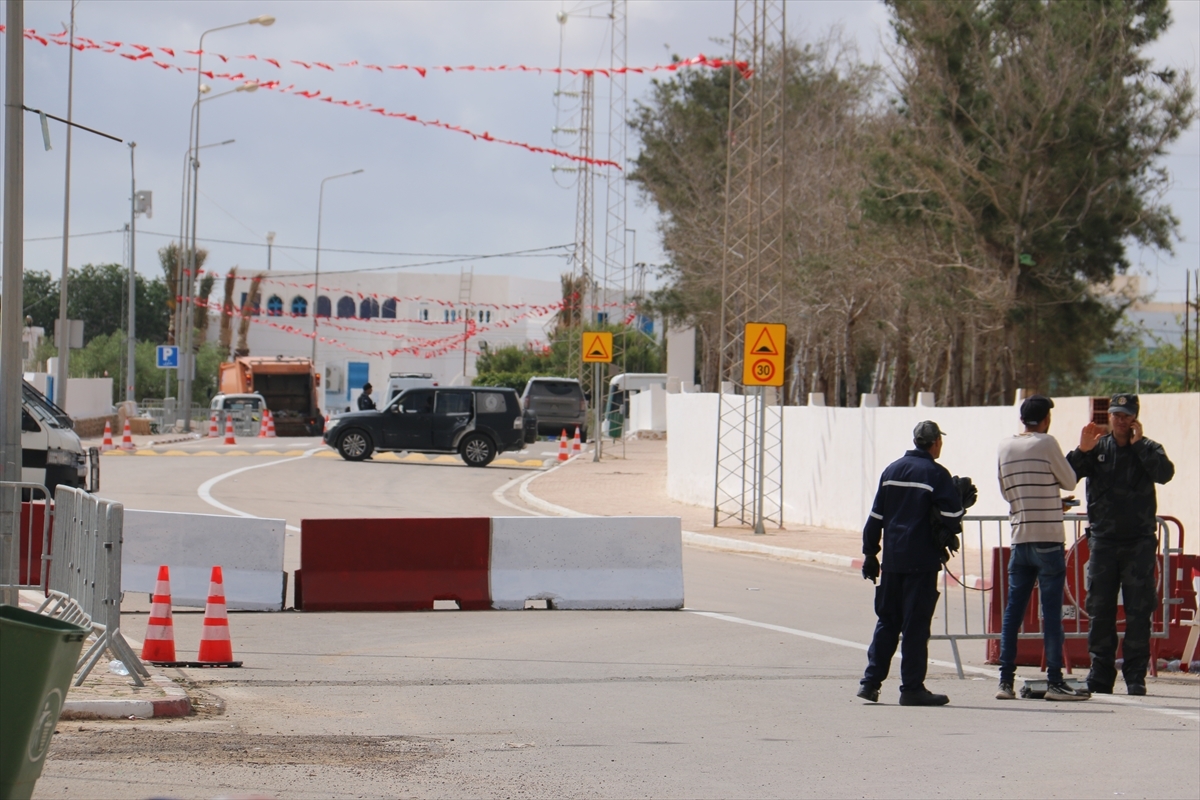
xmin=713 ymin=0 xmax=788 ymax=528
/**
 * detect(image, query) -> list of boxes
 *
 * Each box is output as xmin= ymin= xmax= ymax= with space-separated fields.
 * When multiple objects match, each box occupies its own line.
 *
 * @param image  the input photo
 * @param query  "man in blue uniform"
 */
xmin=1067 ymin=393 xmax=1174 ymax=696
xmin=857 ymin=421 xmax=965 ymax=706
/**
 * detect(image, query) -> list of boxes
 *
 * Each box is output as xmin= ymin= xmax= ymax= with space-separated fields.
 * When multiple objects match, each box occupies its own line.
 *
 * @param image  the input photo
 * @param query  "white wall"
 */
xmin=25 ymin=372 xmax=114 ymax=419
xmin=628 ymin=385 xmax=667 ymax=433
xmin=667 ymin=392 xmax=1200 ymax=554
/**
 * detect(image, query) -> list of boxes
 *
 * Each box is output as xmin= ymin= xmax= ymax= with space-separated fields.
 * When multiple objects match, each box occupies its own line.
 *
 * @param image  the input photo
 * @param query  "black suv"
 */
xmin=323 ymin=386 xmax=537 ymax=467
xmin=521 ymin=377 xmax=588 ymax=440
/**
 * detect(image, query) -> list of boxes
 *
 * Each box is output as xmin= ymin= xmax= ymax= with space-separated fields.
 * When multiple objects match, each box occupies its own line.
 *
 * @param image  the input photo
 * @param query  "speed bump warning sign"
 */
xmin=742 ymin=322 xmax=786 ymax=387
xmin=582 ymin=331 xmax=613 ymax=363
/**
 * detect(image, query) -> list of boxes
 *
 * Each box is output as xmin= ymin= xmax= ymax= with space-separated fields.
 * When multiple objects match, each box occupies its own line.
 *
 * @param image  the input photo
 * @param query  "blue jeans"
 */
xmin=999 ymin=543 xmax=1066 ymax=684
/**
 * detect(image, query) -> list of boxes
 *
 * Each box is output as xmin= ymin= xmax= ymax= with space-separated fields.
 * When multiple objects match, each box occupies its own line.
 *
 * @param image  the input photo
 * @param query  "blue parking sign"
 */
xmin=156 ymin=345 xmax=179 ymax=369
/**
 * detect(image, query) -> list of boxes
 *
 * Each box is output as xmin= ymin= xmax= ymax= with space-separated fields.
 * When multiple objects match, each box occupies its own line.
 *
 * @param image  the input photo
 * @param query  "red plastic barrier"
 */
xmin=19 ymin=501 xmax=52 ymax=587
xmin=298 ymin=518 xmax=491 ymax=611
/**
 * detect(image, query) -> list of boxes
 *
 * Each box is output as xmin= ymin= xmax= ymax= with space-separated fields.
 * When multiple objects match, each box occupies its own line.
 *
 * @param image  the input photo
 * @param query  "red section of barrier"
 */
xmin=298 ymin=518 xmax=491 ymax=611
xmin=19 ymin=502 xmax=51 ymax=587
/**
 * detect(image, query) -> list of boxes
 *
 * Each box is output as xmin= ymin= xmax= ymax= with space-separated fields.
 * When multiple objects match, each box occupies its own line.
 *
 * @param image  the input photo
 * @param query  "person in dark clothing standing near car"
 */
xmin=858 ymin=421 xmax=973 ymax=707
xmin=1067 ymin=394 xmax=1174 ymax=696
xmin=357 ymin=383 xmax=377 ymax=411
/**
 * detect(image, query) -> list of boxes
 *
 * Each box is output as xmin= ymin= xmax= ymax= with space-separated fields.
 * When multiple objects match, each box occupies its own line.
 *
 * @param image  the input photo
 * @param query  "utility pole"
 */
xmin=126 ymin=142 xmax=137 ymax=404
xmin=266 ymin=231 xmax=275 ymax=271
xmin=56 ymin=0 xmax=77 ymax=409
xmin=2 ymin=0 xmax=26 ymax=592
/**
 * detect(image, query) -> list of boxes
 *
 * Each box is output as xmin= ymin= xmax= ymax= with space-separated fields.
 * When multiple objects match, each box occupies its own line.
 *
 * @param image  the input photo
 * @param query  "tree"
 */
xmin=19 ymin=264 xmax=172 ymax=348
xmin=158 ymin=241 xmax=208 ymax=345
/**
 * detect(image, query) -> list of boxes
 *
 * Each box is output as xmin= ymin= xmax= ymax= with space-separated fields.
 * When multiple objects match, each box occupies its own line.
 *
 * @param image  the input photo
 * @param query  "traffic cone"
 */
xmin=207 ymin=412 xmax=220 ymax=438
xmin=120 ymin=417 xmax=136 ymax=451
xmin=558 ymin=429 xmax=569 ymax=462
xmin=141 ymin=565 xmax=177 ymax=664
xmin=196 ymin=566 xmax=235 ymax=664
xmin=572 ymin=426 xmax=582 ymax=455
xmin=223 ymin=415 xmax=236 ymax=445
xmin=265 ymin=410 xmax=276 ymax=438
xmin=258 ymin=412 xmax=269 ymax=438
xmin=100 ymin=420 xmax=114 ymax=451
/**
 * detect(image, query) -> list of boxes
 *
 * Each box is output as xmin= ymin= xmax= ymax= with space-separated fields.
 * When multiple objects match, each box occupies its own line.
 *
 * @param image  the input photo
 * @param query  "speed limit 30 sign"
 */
xmin=742 ymin=322 xmax=786 ymax=387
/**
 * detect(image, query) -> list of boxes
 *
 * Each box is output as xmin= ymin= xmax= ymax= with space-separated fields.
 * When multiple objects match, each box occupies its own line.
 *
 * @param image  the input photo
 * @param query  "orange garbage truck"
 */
xmin=218 ymin=356 xmax=325 ymax=437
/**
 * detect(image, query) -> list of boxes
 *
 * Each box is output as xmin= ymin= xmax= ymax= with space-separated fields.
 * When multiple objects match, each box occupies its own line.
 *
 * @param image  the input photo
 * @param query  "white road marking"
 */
xmin=689 ymin=611 xmax=1199 ymax=722
xmin=491 ymin=471 xmax=546 ymax=517
xmin=196 ymin=448 xmax=322 ymax=532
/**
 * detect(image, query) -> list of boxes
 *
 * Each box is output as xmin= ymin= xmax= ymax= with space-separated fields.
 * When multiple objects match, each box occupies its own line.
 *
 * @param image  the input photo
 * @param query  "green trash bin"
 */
xmin=0 ymin=605 xmax=88 ymax=800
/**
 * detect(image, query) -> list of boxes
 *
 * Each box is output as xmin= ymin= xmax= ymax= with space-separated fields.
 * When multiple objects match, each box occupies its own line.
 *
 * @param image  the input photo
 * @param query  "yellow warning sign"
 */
xmin=743 ymin=322 xmax=786 ymax=386
xmin=582 ymin=331 xmax=613 ymax=363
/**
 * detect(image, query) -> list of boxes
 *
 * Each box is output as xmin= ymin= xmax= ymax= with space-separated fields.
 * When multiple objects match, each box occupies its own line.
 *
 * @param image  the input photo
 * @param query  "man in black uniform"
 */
xmin=857 ymin=421 xmax=967 ymax=706
xmin=1067 ymin=393 xmax=1174 ymax=696
xmin=357 ymin=383 xmax=377 ymax=411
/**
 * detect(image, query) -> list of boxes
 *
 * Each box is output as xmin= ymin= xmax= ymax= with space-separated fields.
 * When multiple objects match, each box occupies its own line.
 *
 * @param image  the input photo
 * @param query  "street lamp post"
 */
xmin=175 ymin=135 xmax=234 ymax=348
xmin=266 ymin=231 xmax=275 ymax=271
xmin=311 ymin=169 xmax=364 ymax=366
xmin=178 ymin=14 xmax=273 ymax=432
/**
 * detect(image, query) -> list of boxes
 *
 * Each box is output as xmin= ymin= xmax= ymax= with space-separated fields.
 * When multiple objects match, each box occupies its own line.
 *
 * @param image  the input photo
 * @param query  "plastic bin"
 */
xmin=0 ymin=605 xmax=88 ymax=800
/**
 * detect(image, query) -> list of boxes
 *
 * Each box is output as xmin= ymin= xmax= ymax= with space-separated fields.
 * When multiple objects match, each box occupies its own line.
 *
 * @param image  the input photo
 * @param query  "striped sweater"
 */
xmin=997 ymin=432 xmax=1078 ymax=544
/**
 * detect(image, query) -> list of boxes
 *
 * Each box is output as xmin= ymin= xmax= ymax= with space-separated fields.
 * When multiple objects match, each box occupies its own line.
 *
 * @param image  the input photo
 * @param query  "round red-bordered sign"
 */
xmin=751 ymin=358 xmax=775 ymax=383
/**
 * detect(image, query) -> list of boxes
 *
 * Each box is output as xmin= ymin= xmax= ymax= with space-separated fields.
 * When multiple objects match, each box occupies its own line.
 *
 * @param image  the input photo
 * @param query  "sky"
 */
xmin=5 ymin=0 xmax=1198 ymax=311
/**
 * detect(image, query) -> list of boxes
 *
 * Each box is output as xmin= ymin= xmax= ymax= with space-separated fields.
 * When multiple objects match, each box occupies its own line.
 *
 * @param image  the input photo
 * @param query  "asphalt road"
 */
xmin=34 ymin=442 xmax=1200 ymax=799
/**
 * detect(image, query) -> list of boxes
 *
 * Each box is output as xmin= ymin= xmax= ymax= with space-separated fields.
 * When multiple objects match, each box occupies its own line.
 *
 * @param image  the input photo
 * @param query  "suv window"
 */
xmin=528 ymin=381 xmax=582 ymax=398
xmin=477 ymin=392 xmax=508 ymax=414
xmin=435 ymin=392 xmax=472 ymax=415
xmin=223 ymin=398 xmax=262 ymax=411
xmin=400 ymin=390 xmax=435 ymax=413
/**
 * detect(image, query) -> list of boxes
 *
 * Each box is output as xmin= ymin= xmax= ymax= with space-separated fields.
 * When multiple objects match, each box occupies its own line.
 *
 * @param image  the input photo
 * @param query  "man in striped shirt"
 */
xmin=995 ymin=395 xmax=1089 ymax=701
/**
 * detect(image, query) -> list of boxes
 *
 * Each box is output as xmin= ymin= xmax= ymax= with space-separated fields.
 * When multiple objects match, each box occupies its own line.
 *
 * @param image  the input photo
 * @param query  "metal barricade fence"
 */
xmin=211 ymin=407 xmax=261 ymax=438
xmin=933 ymin=514 xmax=1177 ymax=678
xmin=0 ymin=482 xmax=53 ymax=606
xmin=35 ymin=485 xmax=149 ymax=686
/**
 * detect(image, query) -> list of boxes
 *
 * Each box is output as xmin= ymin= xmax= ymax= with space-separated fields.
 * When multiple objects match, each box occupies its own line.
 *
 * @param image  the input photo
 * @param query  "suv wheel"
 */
xmin=460 ymin=433 xmax=495 ymax=467
xmin=337 ymin=429 xmax=373 ymax=461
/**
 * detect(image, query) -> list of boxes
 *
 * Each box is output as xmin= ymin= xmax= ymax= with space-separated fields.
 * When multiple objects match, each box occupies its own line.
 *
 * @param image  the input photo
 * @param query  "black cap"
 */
xmin=1020 ymin=395 xmax=1054 ymax=425
xmin=913 ymin=420 xmax=946 ymax=448
xmin=1109 ymin=393 xmax=1138 ymax=416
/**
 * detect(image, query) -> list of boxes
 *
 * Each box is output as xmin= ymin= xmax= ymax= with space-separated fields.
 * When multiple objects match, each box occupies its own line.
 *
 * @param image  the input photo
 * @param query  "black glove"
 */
xmin=953 ymin=476 xmax=977 ymax=510
xmin=862 ymin=554 xmax=880 ymax=583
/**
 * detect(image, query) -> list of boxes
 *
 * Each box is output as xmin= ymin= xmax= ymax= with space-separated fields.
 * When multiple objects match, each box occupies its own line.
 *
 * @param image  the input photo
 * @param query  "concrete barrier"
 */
xmin=298 ymin=517 xmax=491 ymax=611
xmin=121 ymin=510 xmax=287 ymax=611
xmin=490 ymin=516 xmax=684 ymax=610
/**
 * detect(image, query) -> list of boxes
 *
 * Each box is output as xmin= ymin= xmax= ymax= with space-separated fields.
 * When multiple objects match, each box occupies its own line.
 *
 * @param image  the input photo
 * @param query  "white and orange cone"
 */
xmin=100 ymin=420 xmax=114 ymax=452
xmin=258 ymin=413 xmax=269 ymax=438
xmin=265 ymin=410 xmax=276 ymax=438
xmin=558 ymin=429 xmax=569 ymax=462
xmin=208 ymin=412 xmax=220 ymax=438
xmin=196 ymin=566 xmax=235 ymax=664
xmin=223 ymin=415 xmax=236 ymax=446
xmin=120 ymin=417 xmax=136 ymax=451
xmin=572 ymin=426 xmax=582 ymax=455
xmin=141 ymin=565 xmax=177 ymax=664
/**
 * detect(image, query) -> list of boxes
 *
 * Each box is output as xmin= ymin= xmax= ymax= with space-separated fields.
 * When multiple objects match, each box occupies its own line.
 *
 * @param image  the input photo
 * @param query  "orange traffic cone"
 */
xmin=208 ymin=412 xmax=220 ymax=438
xmin=257 ymin=412 xmax=269 ymax=438
xmin=572 ymin=426 xmax=582 ymax=455
xmin=196 ymin=566 xmax=237 ymax=665
xmin=223 ymin=415 xmax=236 ymax=445
xmin=141 ymin=565 xmax=177 ymax=664
xmin=558 ymin=429 xmax=569 ymax=462
xmin=120 ymin=417 xmax=136 ymax=451
xmin=100 ymin=420 xmax=114 ymax=452
xmin=265 ymin=410 xmax=276 ymax=438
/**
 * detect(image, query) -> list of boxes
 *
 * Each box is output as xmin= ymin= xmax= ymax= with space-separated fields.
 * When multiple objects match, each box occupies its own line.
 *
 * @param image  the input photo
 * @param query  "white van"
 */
xmin=21 ymin=381 xmax=94 ymax=496
xmin=385 ymin=373 xmax=437 ymax=405
xmin=603 ymin=373 xmax=667 ymax=438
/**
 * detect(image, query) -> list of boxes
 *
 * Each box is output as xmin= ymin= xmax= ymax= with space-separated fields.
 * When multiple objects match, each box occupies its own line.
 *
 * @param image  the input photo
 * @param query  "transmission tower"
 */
xmin=568 ymin=73 xmax=595 ymax=383
xmin=713 ymin=0 xmax=788 ymax=529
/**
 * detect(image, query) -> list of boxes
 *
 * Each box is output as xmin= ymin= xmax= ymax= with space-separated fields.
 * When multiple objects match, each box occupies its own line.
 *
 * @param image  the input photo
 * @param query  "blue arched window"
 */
xmin=316 ymin=296 xmax=331 ymax=318
xmin=266 ymin=295 xmax=284 ymax=316
xmin=337 ymin=296 xmax=356 ymax=318
xmin=381 ymin=298 xmax=397 ymax=319
xmin=291 ymin=296 xmax=308 ymax=317
xmin=360 ymin=298 xmax=379 ymax=319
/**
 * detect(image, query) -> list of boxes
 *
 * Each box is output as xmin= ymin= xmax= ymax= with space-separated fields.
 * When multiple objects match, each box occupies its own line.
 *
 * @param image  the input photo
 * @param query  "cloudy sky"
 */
xmin=9 ymin=0 xmax=1198 ymax=307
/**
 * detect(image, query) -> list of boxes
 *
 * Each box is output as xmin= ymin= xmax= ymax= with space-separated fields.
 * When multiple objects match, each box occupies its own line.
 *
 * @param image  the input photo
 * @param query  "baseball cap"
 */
xmin=1109 ymin=393 xmax=1139 ymax=416
xmin=1020 ymin=395 xmax=1054 ymax=425
xmin=913 ymin=420 xmax=947 ymax=448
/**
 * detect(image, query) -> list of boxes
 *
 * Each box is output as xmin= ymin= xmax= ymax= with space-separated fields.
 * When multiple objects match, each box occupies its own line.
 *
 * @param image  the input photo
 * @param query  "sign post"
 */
xmin=742 ymin=322 xmax=786 ymax=534
xmin=582 ymin=332 xmax=613 ymax=462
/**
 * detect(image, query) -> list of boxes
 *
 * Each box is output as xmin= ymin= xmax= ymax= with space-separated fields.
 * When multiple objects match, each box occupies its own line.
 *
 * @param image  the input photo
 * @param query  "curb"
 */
xmin=519 ymin=458 xmax=862 ymax=570
xmin=60 ymin=675 xmax=192 ymax=720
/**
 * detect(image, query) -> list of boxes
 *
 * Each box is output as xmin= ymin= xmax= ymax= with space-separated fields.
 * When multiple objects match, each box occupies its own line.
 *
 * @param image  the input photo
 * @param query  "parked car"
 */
xmin=521 ymin=377 xmax=588 ymax=440
xmin=323 ymin=386 xmax=537 ymax=467
xmin=209 ymin=393 xmax=267 ymax=438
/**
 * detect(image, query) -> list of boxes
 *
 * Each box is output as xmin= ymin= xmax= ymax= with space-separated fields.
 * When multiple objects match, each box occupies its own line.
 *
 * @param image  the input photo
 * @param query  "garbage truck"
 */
xmin=217 ymin=356 xmax=324 ymax=436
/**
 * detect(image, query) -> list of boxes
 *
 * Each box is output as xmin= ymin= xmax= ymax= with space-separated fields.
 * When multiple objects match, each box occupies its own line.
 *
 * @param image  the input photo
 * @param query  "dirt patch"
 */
xmin=47 ymin=730 xmax=447 ymax=770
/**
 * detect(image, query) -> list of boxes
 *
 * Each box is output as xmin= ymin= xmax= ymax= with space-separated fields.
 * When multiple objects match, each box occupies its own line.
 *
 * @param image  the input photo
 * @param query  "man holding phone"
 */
xmin=1067 ymin=394 xmax=1174 ymax=696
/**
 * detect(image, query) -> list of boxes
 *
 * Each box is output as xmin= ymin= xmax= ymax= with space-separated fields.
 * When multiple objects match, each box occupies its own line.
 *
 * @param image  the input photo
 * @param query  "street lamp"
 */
xmin=178 ymin=14 xmax=273 ymax=431
xmin=311 ymin=169 xmax=364 ymax=365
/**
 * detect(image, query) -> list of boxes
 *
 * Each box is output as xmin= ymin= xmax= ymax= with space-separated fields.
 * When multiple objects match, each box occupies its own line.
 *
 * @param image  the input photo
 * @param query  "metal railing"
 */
xmin=0 ymin=482 xmax=52 ymax=603
xmin=933 ymin=514 xmax=1179 ymax=679
xmin=35 ymin=485 xmax=148 ymax=686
